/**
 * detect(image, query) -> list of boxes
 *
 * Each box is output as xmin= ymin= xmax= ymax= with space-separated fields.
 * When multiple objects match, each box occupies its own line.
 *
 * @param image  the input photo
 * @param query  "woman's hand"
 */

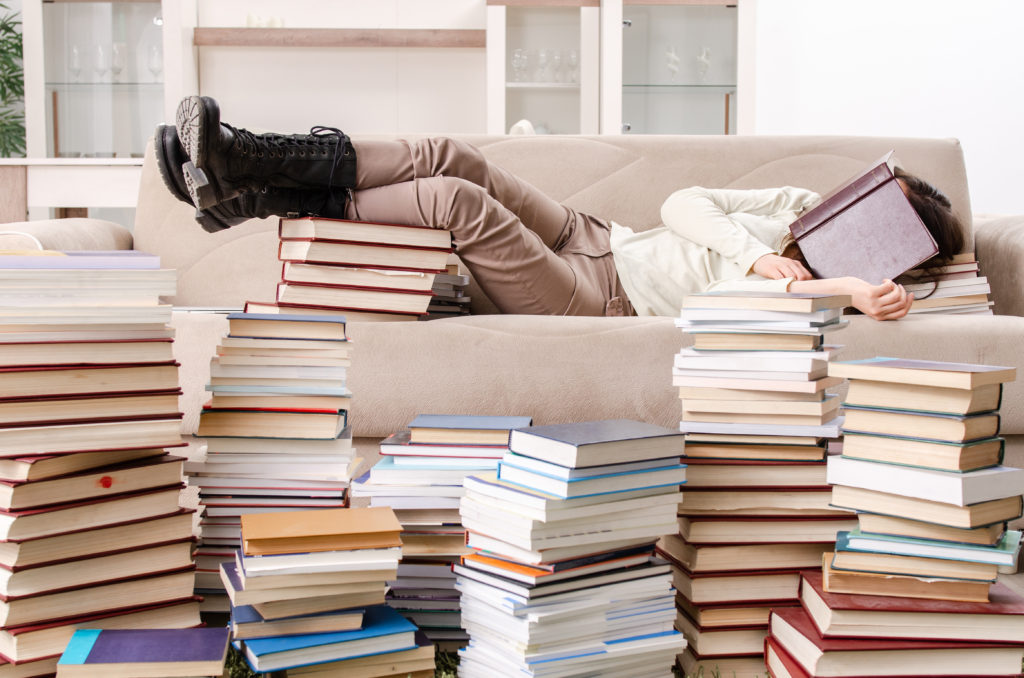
xmin=788 ymin=276 xmax=914 ymax=321
xmin=752 ymin=253 xmax=813 ymax=281
xmin=847 ymin=278 xmax=914 ymax=321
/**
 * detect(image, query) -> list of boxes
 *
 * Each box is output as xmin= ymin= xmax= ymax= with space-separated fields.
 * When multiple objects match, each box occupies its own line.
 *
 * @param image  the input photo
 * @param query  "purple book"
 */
xmin=58 ymin=627 xmax=229 ymax=674
xmin=0 ymin=251 xmax=161 ymax=270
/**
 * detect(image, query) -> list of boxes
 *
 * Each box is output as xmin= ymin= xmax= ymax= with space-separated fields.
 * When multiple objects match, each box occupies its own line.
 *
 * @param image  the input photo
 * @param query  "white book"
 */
xmin=673 ymin=352 xmax=830 ymax=373
xmin=209 ymin=360 xmax=347 ymax=380
xmin=680 ymin=416 xmax=843 ymax=438
xmin=678 ymin=307 xmax=843 ymax=324
xmin=827 ymin=456 xmax=1024 ymax=506
xmin=677 ymin=345 xmax=844 ymax=360
xmin=672 ymin=366 xmax=826 ymax=381
xmin=679 ymin=319 xmax=850 ymax=335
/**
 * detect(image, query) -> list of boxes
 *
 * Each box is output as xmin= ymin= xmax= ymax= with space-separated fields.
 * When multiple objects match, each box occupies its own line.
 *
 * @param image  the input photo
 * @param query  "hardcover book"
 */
xmin=240 ymin=506 xmax=403 ymax=556
xmin=278 ymin=216 xmax=453 ymax=250
xmin=787 ymin=152 xmax=939 ymax=284
xmin=827 ymin=357 xmax=1016 ymax=390
xmin=57 ymin=627 xmax=229 ymax=677
xmin=507 ymin=419 xmax=684 ymax=469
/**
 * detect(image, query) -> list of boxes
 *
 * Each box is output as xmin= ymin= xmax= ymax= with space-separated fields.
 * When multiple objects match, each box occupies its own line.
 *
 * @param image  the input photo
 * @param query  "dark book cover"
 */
xmin=788 ymin=152 xmax=939 ymax=284
xmin=511 ymin=419 xmax=682 ymax=448
xmin=59 ymin=627 xmax=229 ymax=665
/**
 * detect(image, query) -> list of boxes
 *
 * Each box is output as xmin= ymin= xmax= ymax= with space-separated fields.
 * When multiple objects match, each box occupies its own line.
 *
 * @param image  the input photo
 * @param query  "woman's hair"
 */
xmin=894 ymin=167 xmax=965 ymax=264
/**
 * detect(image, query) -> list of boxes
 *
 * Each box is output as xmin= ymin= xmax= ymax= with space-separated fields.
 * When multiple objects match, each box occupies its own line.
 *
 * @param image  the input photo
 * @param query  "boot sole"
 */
xmin=154 ymin=124 xmax=231 ymax=232
xmin=175 ymin=96 xmax=221 ymax=210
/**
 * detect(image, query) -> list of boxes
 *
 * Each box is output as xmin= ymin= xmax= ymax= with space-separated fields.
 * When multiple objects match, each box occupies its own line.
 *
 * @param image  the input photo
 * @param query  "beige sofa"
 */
xmin=6 ymin=134 xmax=1024 ymax=465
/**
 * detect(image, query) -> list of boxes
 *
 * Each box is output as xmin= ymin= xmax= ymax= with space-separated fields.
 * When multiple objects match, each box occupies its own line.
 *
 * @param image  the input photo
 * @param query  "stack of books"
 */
xmin=763 ymin=357 xmax=1024 ymax=677
xmin=57 ymin=627 xmax=230 ymax=677
xmin=353 ymin=414 xmax=532 ymax=648
xmin=0 ymin=250 xmax=202 ymax=676
xmin=665 ymin=291 xmax=856 ymax=677
xmin=243 ymin=216 xmax=469 ymax=321
xmin=455 ymin=418 xmax=688 ymax=677
xmin=226 ymin=507 xmax=436 ymax=676
xmin=823 ymin=357 xmax=1021 ymax=602
xmin=187 ymin=312 xmax=360 ymax=609
xmin=898 ymin=252 xmax=993 ymax=315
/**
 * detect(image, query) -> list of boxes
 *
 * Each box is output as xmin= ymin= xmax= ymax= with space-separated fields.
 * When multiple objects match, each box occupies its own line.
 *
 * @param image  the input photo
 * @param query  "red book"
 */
xmin=277 ymin=239 xmax=451 ymax=273
xmin=800 ymin=569 xmax=1024 ymax=643
xmin=0 ymin=362 xmax=181 ymax=401
xmin=278 ymin=216 xmax=452 ymax=250
xmin=788 ymin=152 xmax=939 ymax=284
xmin=770 ymin=605 xmax=1024 ymax=677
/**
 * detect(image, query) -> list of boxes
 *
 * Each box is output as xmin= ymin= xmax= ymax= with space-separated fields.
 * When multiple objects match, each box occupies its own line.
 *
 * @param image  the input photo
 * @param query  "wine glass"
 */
xmin=93 ymin=44 xmax=110 ymax=82
xmin=511 ymin=48 xmax=523 ymax=82
xmin=551 ymin=49 xmax=563 ymax=83
xmin=567 ymin=48 xmax=579 ymax=84
xmin=111 ymin=42 xmax=127 ymax=83
xmin=147 ymin=44 xmax=163 ymax=81
xmin=68 ymin=44 xmax=82 ymax=82
xmin=535 ymin=48 xmax=549 ymax=82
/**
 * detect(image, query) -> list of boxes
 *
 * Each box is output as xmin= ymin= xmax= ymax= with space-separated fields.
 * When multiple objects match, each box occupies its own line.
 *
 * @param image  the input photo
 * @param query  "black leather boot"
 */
xmin=154 ymin=125 xmax=349 ymax=233
xmin=175 ymin=95 xmax=356 ymax=211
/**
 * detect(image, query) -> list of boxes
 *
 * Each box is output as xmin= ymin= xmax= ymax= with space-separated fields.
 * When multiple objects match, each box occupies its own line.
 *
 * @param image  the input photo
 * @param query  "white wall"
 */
xmin=193 ymin=0 xmax=487 ymax=136
xmin=740 ymin=0 xmax=1024 ymax=215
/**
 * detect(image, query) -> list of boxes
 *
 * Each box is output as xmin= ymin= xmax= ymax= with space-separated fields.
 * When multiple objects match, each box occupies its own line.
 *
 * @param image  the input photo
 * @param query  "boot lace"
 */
xmin=310 ymin=125 xmax=353 ymax=218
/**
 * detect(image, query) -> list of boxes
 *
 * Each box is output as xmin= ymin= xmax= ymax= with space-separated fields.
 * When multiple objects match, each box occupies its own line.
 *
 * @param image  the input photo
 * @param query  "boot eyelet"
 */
xmin=299 ymin=151 xmax=305 ymax=157
xmin=258 ymin=152 xmax=264 ymax=158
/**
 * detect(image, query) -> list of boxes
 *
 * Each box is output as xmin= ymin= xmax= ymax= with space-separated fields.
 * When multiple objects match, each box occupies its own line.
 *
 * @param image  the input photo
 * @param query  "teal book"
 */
xmin=58 ymin=628 xmax=229 ymax=675
xmin=841 ymin=528 xmax=1022 ymax=567
xmin=497 ymin=457 xmax=686 ymax=499
xmin=242 ymin=605 xmax=417 ymax=672
xmin=408 ymin=414 xmax=533 ymax=431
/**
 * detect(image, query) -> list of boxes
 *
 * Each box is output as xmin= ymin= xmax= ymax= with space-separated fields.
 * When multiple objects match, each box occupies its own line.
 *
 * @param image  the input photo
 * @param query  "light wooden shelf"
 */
xmin=487 ymin=0 xmax=599 ymax=6
xmin=193 ymin=27 xmax=486 ymax=49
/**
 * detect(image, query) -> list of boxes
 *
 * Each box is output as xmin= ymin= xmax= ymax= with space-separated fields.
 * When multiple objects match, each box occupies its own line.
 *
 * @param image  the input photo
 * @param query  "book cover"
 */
xmin=278 ymin=216 xmax=453 ymax=250
xmin=242 ymin=604 xmax=417 ymax=664
xmin=409 ymin=414 xmax=534 ymax=431
xmin=58 ymin=627 xmax=228 ymax=668
xmin=827 ymin=357 xmax=1016 ymax=389
xmin=681 ymin=291 xmax=851 ymax=314
xmin=226 ymin=312 xmax=349 ymax=325
xmin=241 ymin=507 xmax=402 ymax=556
xmin=841 ymin=528 xmax=1021 ymax=567
xmin=509 ymin=419 xmax=683 ymax=467
xmin=788 ymin=152 xmax=939 ymax=284
xmin=0 ymin=251 xmax=160 ymax=270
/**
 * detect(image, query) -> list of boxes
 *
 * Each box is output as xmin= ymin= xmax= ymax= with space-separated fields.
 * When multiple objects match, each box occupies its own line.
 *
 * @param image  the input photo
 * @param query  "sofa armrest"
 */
xmin=0 ymin=218 xmax=133 ymax=252
xmin=975 ymin=214 xmax=1024 ymax=317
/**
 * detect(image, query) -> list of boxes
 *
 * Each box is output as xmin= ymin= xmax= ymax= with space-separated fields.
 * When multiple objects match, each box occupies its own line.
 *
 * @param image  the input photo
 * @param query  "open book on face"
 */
xmin=788 ymin=151 xmax=940 ymax=284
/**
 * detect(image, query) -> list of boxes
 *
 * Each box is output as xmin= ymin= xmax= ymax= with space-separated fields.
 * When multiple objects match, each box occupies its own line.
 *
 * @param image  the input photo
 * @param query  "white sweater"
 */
xmin=609 ymin=186 xmax=822 ymax=317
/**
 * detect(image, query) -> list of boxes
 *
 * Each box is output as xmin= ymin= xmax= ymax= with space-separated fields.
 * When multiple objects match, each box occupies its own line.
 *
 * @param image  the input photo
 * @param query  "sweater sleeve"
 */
xmin=660 ymin=186 xmax=820 ymax=275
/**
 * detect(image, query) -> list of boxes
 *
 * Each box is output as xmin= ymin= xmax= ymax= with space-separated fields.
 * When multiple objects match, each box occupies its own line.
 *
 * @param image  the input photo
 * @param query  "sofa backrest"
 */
xmin=133 ymin=134 xmax=972 ymax=309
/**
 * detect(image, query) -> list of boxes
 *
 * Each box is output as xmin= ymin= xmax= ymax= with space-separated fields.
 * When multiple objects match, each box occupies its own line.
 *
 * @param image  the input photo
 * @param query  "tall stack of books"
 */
xmin=187 ymin=312 xmax=359 ymax=608
xmin=664 ymin=291 xmax=856 ymax=677
xmin=763 ymin=356 xmax=1024 ymax=677
xmin=353 ymin=414 xmax=532 ymax=648
xmin=455 ymin=418 xmax=688 ymax=677
xmin=898 ymin=252 xmax=993 ymax=315
xmin=0 ymin=250 xmax=202 ymax=676
xmin=243 ymin=216 xmax=469 ymax=321
xmin=225 ymin=507 xmax=436 ymax=677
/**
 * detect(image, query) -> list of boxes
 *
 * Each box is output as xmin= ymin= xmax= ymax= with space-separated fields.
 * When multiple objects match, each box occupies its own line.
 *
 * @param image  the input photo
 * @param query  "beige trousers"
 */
xmin=343 ymin=138 xmax=633 ymax=317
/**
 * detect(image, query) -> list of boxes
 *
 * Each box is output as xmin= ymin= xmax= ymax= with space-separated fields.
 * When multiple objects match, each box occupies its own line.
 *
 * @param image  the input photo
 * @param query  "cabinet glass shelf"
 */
xmin=623 ymin=83 xmax=736 ymax=89
xmin=507 ymin=82 xmax=580 ymax=90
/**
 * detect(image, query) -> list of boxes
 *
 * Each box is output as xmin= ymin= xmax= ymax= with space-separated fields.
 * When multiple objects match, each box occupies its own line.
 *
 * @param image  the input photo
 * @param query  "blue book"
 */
xmin=231 ymin=603 xmax=364 ymax=640
xmin=242 ymin=605 xmax=417 ymax=672
xmin=58 ymin=628 xmax=229 ymax=674
xmin=497 ymin=459 xmax=686 ymax=499
xmin=841 ymin=529 xmax=1022 ymax=567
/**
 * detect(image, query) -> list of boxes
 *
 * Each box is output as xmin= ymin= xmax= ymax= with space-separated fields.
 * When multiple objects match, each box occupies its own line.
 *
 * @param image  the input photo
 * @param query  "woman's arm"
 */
xmin=660 ymin=187 xmax=819 ymax=275
xmin=789 ymin=277 xmax=914 ymax=321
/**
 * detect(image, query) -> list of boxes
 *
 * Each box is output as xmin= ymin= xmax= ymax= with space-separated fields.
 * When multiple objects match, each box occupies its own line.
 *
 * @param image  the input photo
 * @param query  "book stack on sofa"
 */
xmin=763 ymin=356 xmax=1024 ymax=677
xmin=352 ymin=414 xmax=531 ymax=648
xmin=663 ymin=291 xmax=856 ymax=678
xmin=244 ymin=217 xmax=469 ymax=321
xmin=454 ymin=419 xmax=687 ymax=677
xmin=225 ymin=506 xmax=435 ymax=677
xmin=899 ymin=252 xmax=993 ymax=315
xmin=0 ymin=251 xmax=202 ymax=677
xmin=187 ymin=312 xmax=358 ymax=608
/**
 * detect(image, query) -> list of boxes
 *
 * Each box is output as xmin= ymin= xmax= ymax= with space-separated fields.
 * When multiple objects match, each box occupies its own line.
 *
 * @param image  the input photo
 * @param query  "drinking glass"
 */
xmin=147 ymin=44 xmax=163 ymax=80
xmin=536 ymin=48 xmax=549 ymax=82
xmin=68 ymin=44 xmax=82 ymax=82
xmin=93 ymin=44 xmax=110 ymax=82
xmin=567 ymin=48 xmax=579 ymax=84
xmin=111 ymin=42 xmax=127 ymax=82
xmin=551 ymin=49 xmax=563 ymax=83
